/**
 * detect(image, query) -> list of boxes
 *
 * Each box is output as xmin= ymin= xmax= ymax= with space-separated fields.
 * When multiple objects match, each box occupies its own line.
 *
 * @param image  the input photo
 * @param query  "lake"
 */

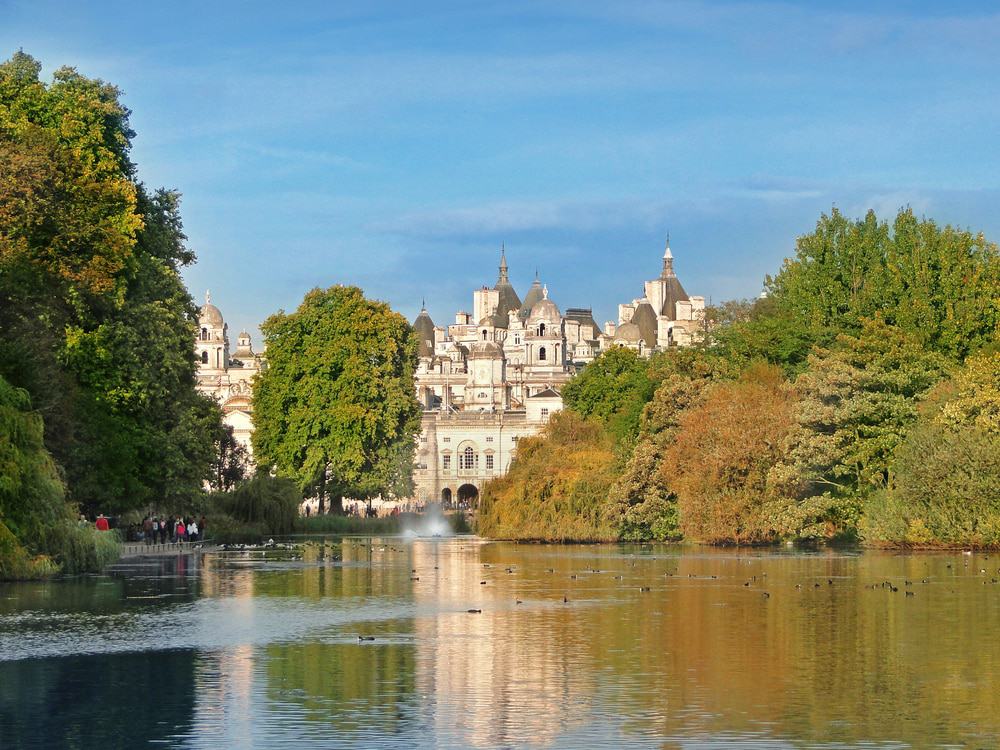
xmin=2 ymin=538 xmax=999 ymax=749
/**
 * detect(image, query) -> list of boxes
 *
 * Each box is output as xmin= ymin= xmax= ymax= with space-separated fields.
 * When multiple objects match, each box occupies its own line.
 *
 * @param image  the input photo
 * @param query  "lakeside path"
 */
xmin=118 ymin=541 xmax=221 ymax=559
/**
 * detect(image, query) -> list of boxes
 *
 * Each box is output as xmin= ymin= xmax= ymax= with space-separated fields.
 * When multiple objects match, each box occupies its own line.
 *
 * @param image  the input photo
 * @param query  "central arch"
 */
xmin=457 ymin=483 xmax=479 ymax=507
xmin=441 ymin=487 xmax=453 ymax=505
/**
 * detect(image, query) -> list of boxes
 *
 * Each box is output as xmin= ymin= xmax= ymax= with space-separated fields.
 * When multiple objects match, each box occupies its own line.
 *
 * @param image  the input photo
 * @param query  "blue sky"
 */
xmin=3 ymin=1 xmax=999 ymax=334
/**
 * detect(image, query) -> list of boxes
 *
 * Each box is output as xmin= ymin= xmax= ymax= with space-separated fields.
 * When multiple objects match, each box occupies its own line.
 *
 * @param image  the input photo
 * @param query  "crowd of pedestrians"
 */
xmin=133 ymin=515 xmax=206 ymax=545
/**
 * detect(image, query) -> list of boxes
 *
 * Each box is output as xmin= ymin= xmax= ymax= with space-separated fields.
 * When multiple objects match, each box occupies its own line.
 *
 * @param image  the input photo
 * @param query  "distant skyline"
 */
xmin=3 ymin=1 xmax=999 ymax=335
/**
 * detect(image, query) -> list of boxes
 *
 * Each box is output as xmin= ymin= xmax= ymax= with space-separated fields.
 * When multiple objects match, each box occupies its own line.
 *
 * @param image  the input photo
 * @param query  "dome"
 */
xmin=631 ymin=301 xmax=658 ymax=349
xmin=613 ymin=321 xmax=642 ymax=343
xmin=478 ymin=310 xmax=509 ymax=329
xmin=518 ymin=275 xmax=544 ymax=321
xmin=412 ymin=304 xmax=436 ymax=358
xmin=493 ymin=247 xmax=522 ymax=319
xmin=468 ymin=340 xmax=504 ymax=359
xmin=528 ymin=285 xmax=561 ymax=324
xmin=198 ymin=291 xmax=224 ymax=326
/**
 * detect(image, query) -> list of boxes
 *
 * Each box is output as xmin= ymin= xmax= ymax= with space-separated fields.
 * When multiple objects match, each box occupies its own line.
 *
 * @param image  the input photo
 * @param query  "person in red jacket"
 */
xmin=95 ymin=514 xmax=110 ymax=531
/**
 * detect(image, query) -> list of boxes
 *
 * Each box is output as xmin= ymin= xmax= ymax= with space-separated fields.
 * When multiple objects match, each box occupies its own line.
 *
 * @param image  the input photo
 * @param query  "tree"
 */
xmin=772 ymin=320 xmax=949 ymax=536
xmin=0 ymin=53 xmax=219 ymax=515
xmin=252 ymin=286 xmax=421 ymax=513
xmin=561 ymin=346 xmax=656 ymax=442
xmin=663 ymin=364 xmax=829 ymax=543
xmin=211 ymin=424 xmax=251 ymax=492
xmin=767 ymin=207 xmax=1000 ymax=362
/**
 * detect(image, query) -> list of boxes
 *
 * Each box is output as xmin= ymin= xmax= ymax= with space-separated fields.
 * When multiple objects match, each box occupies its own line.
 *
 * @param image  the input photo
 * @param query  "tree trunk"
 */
xmin=331 ymin=495 xmax=344 ymax=515
xmin=318 ymin=470 xmax=326 ymax=515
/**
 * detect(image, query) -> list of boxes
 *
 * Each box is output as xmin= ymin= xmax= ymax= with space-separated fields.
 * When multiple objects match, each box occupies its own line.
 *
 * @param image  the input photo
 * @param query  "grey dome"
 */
xmin=412 ymin=306 xmax=436 ymax=358
xmin=631 ymin=302 xmax=658 ymax=349
xmin=518 ymin=276 xmax=544 ymax=321
xmin=528 ymin=286 xmax=561 ymax=325
xmin=198 ymin=291 xmax=224 ymax=326
xmin=613 ymin=321 xmax=642 ymax=343
xmin=493 ymin=248 xmax=522 ymax=319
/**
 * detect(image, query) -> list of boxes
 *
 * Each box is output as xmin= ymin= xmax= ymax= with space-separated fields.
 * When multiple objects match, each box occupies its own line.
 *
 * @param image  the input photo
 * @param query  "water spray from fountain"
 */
xmin=402 ymin=503 xmax=453 ymax=538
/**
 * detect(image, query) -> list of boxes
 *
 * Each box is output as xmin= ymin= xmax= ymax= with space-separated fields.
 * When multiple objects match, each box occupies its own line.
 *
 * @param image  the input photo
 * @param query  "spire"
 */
xmin=661 ymin=235 xmax=675 ymax=278
xmin=421 ymin=297 xmax=426 ymax=312
xmin=542 ymin=284 xmax=548 ymax=300
xmin=498 ymin=243 xmax=509 ymax=284
xmin=205 ymin=289 xmax=212 ymax=305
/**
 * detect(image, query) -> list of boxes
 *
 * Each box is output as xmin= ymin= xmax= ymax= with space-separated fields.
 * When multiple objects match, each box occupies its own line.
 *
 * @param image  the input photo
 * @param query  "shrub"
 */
xmin=212 ymin=475 xmax=301 ymax=536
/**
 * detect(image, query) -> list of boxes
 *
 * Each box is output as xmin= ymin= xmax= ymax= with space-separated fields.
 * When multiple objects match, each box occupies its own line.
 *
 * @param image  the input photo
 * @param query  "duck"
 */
xmin=358 ymin=635 xmax=375 ymax=642
xmin=467 ymin=609 xmax=482 ymax=614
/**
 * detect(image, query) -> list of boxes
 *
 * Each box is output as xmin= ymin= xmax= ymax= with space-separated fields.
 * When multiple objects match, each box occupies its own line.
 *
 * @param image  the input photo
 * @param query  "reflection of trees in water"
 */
xmin=0 ymin=649 xmax=197 ymax=748
xmin=263 ymin=640 xmax=417 ymax=733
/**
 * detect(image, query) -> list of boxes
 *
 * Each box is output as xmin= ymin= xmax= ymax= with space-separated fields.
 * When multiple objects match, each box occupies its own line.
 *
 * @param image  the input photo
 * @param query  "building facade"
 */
xmin=195 ymin=291 xmax=263 ymax=456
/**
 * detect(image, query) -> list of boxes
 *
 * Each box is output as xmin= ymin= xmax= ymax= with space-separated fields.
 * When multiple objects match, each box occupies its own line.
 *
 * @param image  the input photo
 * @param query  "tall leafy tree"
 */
xmin=0 ymin=52 xmax=219 ymax=514
xmin=252 ymin=286 xmax=421 ymax=513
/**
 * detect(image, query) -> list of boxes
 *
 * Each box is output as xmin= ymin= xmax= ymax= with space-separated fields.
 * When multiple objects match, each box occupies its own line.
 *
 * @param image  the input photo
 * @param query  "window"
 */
xmin=443 ymin=437 xmax=451 ymax=443
xmin=420 ymin=436 xmax=427 ymax=443
xmin=459 ymin=446 xmax=478 ymax=470
xmin=539 ymin=347 xmax=547 ymax=361
xmin=201 ymin=351 xmax=208 ymax=364
xmin=514 ymin=335 xmax=520 ymax=344
xmin=486 ymin=436 xmax=494 ymax=443
xmin=443 ymin=454 xmax=451 ymax=470
xmin=482 ymin=330 xmax=488 ymax=340
xmin=541 ymin=408 xmax=549 ymax=419
xmin=201 ymin=327 xmax=207 ymax=341
xmin=539 ymin=323 xmax=546 ymax=336
xmin=486 ymin=454 xmax=494 ymax=470
xmin=512 ymin=436 xmax=519 ymax=442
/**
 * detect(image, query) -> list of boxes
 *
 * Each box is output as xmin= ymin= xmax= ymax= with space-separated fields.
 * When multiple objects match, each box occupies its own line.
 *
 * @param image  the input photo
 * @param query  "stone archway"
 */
xmin=441 ymin=487 xmax=453 ymax=506
xmin=457 ymin=483 xmax=479 ymax=508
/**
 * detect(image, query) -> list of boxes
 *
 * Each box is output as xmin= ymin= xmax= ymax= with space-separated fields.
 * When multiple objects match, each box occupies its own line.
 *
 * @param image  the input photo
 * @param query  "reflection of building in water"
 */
xmin=410 ymin=541 xmax=589 ymax=748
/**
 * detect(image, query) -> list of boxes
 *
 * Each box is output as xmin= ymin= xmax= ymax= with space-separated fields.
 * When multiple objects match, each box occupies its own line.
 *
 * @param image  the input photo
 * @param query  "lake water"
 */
xmin=2 ymin=538 xmax=999 ymax=749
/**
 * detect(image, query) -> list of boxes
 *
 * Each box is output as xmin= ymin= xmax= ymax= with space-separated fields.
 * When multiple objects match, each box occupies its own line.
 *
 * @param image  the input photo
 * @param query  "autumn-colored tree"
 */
xmin=663 ymin=364 xmax=830 ymax=543
xmin=252 ymin=286 xmax=421 ymax=513
xmin=479 ymin=410 xmax=618 ymax=542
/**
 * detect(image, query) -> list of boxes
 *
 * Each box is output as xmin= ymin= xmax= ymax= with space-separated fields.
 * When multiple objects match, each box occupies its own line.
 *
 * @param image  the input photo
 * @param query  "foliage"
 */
xmin=779 ymin=321 xmax=949 ymax=523
xmin=767 ymin=207 xmax=1000 ymax=361
xmin=210 ymin=424 xmax=251 ymax=491
xmin=212 ymin=475 xmax=301 ymax=537
xmin=937 ymin=351 xmax=1000 ymax=434
xmin=561 ymin=347 xmax=657 ymax=442
xmin=610 ymin=348 xmax=733 ymax=541
xmin=663 ymin=365 xmax=829 ymax=543
xmin=0 ymin=52 xmax=220 ymax=517
xmin=295 ymin=514 xmax=403 ymax=535
xmin=863 ymin=420 xmax=1000 ymax=546
xmin=252 ymin=285 xmax=421 ymax=513
xmin=0 ymin=374 xmax=120 ymax=577
xmin=478 ymin=411 xmax=618 ymax=542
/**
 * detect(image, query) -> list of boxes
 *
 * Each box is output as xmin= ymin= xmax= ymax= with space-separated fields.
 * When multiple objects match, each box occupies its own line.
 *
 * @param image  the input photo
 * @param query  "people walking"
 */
xmin=95 ymin=514 xmax=110 ymax=531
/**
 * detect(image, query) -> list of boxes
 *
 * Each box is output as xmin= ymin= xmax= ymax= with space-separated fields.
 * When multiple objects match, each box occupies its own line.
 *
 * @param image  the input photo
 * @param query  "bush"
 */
xmin=37 ymin=521 xmax=121 ymax=575
xmin=0 ymin=521 xmax=58 ymax=580
xmin=295 ymin=514 xmax=401 ymax=535
xmin=212 ymin=475 xmax=301 ymax=537
xmin=864 ymin=420 xmax=1000 ymax=546
xmin=479 ymin=411 xmax=618 ymax=542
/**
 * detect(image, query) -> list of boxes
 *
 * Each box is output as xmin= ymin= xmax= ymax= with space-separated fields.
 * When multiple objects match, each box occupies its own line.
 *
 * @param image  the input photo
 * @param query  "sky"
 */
xmin=3 ymin=1 xmax=1000 ymax=335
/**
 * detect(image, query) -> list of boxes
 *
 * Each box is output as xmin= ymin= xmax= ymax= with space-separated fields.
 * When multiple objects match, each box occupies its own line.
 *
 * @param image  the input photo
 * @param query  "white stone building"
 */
xmin=612 ymin=239 xmax=705 ymax=353
xmin=194 ymin=292 xmax=262 ymax=456
xmin=410 ymin=250 xmax=605 ymax=506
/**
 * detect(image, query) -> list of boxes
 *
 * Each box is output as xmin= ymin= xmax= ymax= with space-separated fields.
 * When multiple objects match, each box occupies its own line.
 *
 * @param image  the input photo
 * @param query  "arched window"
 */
xmin=539 ymin=346 xmax=547 ymax=361
xmin=201 ymin=351 xmax=208 ymax=364
xmin=482 ymin=329 xmax=488 ymax=340
xmin=201 ymin=327 xmax=207 ymax=340
xmin=460 ymin=446 xmax=478 ymax=470
xmin=539 ymin=323 xmax=546 ymax=336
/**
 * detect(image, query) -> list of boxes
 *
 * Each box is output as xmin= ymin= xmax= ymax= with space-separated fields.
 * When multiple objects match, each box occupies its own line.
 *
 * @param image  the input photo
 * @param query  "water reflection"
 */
xmin=2 ymin=541 xmax=1000 ymax=748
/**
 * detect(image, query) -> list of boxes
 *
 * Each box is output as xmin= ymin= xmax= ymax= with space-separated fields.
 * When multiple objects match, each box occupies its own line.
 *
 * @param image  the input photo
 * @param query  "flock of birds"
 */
xmin=349 ymin=543 xmax=1000 ymax=643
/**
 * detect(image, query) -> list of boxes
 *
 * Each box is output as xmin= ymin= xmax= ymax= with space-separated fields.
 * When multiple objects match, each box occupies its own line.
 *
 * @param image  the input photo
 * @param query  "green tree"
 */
xmin=0 ymin=53 xmax=219 ymax=515
xmin=561 ymin=346 xmax=656 ymax=442
xmin=210 ymin=424 xmax=251 ymax=492
xmin=776 ymin=320 xmax=949 ymax=532
xmin=252 ymin=286 xmax=421 ymax=513
xmin=767 ymin=207 xmax=1000 ymax=361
